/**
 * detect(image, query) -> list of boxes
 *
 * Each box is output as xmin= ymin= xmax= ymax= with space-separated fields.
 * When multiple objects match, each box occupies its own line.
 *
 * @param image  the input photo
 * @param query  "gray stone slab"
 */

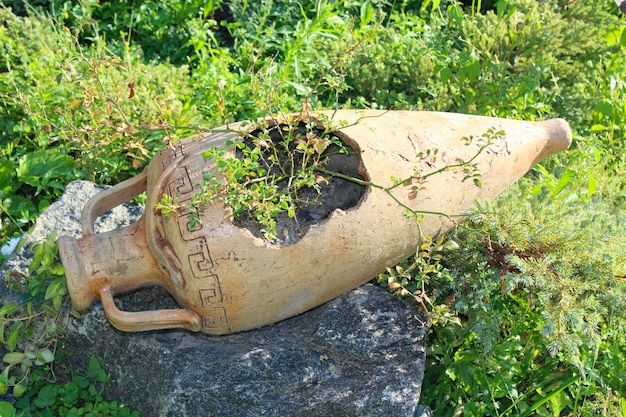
xmin=1 ymin=180 xmax=430 ymax=416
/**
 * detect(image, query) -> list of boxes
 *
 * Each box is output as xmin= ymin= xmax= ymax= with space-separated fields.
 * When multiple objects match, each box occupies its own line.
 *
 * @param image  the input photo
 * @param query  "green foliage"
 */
xmin=0 ymin=9 xmax=199 ymax=178
xmin=0 ymin=6 xmax=203 ymax=245
xmin=2 ymin=0 xmax=227 ymax=65
xmin=11 ymin=357 xmax=140 ymax=417
xmin=1 ymin=237 xmax=140 ymax=416
xmin=1 ymin=235 xmax=67 ymax=397
xmin=0 ymin=401 xmax=16 ymax=417
xmin=218 ymin=0 xmax=361 ymax=113
xmin=187 ymin=120 xmax=499 ymax=242
xmin=225 ymin=0 xmax=346 ymax=85
xmin=87 ymin=0 xmax=225 ymax=65
xmin=194 ymin=114 xmax=356 ymax=241
xmin=379 ymin=173 xmax=626 ymax=415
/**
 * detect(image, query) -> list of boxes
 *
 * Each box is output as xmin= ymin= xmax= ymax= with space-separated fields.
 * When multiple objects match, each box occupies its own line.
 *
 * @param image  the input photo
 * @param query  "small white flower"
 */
xmin=217 ymin=80 xmax=227 ymax=89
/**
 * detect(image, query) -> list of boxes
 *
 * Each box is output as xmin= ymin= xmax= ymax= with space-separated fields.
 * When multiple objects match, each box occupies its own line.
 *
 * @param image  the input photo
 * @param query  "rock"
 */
xmin=1 ymin=180 xmax=430 ymax=416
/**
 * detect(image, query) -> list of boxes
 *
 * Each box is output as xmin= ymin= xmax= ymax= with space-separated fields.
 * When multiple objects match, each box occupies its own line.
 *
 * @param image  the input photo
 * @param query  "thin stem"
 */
xmin=313 ymin=167 xmax=457 ymax=219
xmin=75 ymin=46 xmax=132 ymax=128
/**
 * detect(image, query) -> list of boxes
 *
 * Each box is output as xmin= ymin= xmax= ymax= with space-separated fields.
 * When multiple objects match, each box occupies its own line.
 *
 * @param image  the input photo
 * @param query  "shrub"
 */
xmin=0 ymin=6 xmax=203 ymax=246
xmin=379 ymin=171 xmax=626 ymax=415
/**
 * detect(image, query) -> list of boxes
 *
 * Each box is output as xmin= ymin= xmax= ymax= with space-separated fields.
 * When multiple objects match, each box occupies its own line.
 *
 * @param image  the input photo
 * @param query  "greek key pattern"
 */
xmin=165 ymin=161 xmax=230 ymax=332
xmin=167 ymin=166 xmax=194 ymax=202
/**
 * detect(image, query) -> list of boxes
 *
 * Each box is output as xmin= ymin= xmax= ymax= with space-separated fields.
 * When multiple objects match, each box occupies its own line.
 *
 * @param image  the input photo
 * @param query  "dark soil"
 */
xmin=234 ymin=121 xmax=366 ymax=245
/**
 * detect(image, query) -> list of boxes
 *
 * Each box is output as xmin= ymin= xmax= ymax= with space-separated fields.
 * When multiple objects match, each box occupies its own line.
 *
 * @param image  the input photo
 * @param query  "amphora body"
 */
xmin=58 ymin=110 xmax=572 ymax=334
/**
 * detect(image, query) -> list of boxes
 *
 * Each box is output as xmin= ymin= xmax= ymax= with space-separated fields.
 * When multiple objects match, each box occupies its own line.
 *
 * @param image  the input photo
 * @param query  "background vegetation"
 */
xmin=1 ymin=0 xmax=625 ymax=415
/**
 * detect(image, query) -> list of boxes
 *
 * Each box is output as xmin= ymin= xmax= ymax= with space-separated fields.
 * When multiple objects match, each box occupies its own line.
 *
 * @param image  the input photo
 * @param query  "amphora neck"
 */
xmin=58 ymin=215 xmax=170 ymax=311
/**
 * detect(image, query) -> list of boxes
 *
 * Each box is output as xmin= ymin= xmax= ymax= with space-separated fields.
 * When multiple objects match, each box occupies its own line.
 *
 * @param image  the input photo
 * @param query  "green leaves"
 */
xmin=88 ymin=356 xmax=110 ymax=384
xmin=460 ymin=58 xmax=481 ymax=83
xmin=198 ymin=120 xmax=358 ymax=242
xmin=0 ymin=303 xmax=20 ymax=318
xmin=0 ymin=401 xmax=17 ymax=417
xmin=0 ymin=237 xmax=69 ymax=399
xmin=385 ymin=163 xmax=626 ymax=416
xmin=2 ymin=352 xmax=26 ymax=366
xmin=604 ymin=25 xmax=626 ymax=47
xmin=16 ymin=149 xmax=75 ymax=191
xmin=34 ymin=384 xmax=56 ymax=409
xmin=11 ymin=356 xmax=140 ymax=417
xmin=0 ymin=159 xmax=16 ymax=196
xmin=44 ymin=277 xmax=67 ymax=310
xmin=0 ymin=5 xmax=203 ymax=248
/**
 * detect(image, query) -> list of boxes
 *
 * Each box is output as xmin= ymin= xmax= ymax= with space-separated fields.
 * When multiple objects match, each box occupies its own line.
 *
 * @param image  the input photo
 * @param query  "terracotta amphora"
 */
xmin=57 ymin=110 xmax=572 ymax=335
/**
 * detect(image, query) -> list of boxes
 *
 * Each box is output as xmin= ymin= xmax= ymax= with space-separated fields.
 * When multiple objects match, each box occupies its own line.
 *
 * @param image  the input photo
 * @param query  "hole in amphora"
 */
xmin=232 ymin=119 xmax=367 ymax=245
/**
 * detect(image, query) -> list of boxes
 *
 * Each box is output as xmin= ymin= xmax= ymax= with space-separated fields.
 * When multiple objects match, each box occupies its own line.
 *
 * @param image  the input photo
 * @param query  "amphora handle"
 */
xmin=63 ymin=169 xmax=202 ymax=333
xmin=81 ymin=169 xmax=149 ymax=236
xmin=99 ymin=287 xmax=202 ymax=332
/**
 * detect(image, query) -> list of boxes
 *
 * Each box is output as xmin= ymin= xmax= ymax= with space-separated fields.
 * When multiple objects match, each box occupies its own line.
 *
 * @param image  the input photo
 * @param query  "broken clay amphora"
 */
xmin=57 ymin=110 xmax=572 ymax=335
